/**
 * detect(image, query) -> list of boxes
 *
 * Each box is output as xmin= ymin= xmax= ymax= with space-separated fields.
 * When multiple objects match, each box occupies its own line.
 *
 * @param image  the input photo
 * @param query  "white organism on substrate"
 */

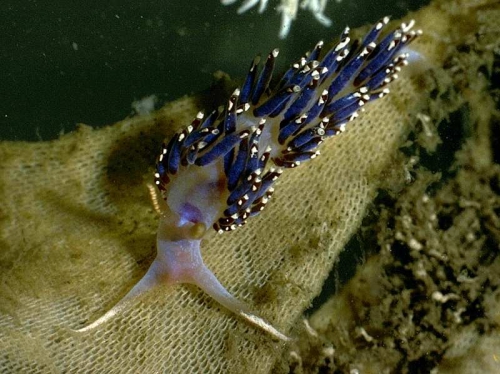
xmin=221 ymin=0 xmax=334 ymax=38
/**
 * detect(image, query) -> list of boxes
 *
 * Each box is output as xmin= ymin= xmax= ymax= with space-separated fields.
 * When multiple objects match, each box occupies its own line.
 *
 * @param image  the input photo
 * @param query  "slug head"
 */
xmin=156 ymin=159 xmax=228 ymax=242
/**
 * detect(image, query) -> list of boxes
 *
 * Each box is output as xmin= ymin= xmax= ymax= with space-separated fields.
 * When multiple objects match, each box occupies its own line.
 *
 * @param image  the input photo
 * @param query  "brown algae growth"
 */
xmin=282 ymin=1 xmax=500 ymax=372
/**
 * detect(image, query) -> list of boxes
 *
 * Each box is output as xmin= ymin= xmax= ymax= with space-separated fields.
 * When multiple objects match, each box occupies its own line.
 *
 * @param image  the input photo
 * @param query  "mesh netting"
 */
xmin=0 ymin=1 xmax=465 ymax=372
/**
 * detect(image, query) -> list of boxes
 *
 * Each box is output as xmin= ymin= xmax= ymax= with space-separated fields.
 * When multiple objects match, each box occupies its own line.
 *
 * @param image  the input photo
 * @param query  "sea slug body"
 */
xmin=76 ymin=17 xmax=421 ymax=340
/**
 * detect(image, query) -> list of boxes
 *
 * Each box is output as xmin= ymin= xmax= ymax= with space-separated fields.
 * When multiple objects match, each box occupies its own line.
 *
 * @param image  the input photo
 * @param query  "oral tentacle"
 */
xmin=188 ymin=259 xmax=290 ymax=342
xmin=74 ymin=253 xmax=169 ymax=333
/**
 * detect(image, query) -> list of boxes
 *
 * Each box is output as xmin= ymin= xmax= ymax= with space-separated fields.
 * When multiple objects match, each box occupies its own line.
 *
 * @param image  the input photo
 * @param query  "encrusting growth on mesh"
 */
xmin=74 ymin=17 xmax=421 ymax=341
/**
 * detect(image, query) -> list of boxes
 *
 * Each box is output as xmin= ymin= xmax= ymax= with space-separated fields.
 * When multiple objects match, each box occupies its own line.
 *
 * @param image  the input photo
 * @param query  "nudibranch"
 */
xmin=76 ymin=18 xmax=421 ymax=341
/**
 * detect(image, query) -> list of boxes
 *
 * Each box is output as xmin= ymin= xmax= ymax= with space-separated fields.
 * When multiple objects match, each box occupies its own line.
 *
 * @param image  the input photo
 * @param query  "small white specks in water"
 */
xmin=72 ymin=42 xmax=78 ymax=51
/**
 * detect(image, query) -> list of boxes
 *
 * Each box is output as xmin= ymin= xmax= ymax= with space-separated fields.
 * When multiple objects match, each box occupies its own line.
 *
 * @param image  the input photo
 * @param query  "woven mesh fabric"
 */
xmin=0 ymin=2 xmax=457 ymax=372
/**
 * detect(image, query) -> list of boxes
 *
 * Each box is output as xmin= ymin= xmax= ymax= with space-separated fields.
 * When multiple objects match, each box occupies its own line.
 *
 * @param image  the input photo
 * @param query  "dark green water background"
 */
xmin=0 ymin=0 xmax=427 ymax=141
